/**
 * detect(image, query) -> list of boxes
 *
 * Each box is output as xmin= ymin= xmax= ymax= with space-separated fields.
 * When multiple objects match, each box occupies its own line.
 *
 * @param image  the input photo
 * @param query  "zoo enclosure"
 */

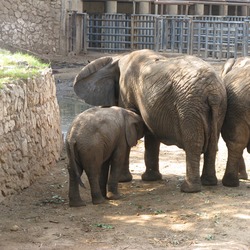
xmin=68 ymin=13 xmax=250 ymax=60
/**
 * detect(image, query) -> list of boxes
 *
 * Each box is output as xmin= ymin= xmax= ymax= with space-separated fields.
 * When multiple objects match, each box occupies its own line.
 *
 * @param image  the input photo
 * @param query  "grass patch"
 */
xmin=0 ymin=49 xmax=49 ymax=88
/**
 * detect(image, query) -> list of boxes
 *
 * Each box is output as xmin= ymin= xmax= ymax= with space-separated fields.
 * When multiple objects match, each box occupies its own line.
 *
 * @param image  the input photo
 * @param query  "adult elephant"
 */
xmin=74 ymin=49 xmax=227 ymax=193
xmin=220 ymin=57 xmax=250 ymax=187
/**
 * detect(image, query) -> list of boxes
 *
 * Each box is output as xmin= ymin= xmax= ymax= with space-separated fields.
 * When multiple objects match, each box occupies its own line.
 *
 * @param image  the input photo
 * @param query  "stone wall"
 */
xmin=0 ymin=0 xmax=62 ymax=55
xmin=0 ymin=70 xmax=63 ymax=201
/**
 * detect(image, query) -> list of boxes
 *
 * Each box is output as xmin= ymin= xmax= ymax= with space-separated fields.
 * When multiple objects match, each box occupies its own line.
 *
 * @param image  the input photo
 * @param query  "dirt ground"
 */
xmin=0 ymin=53 xmax=249 ymax=250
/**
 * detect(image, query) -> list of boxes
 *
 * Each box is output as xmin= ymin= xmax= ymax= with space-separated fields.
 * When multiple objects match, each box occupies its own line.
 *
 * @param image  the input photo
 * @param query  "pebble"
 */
xmin=10 ymin=225 xmax=19 ymax=231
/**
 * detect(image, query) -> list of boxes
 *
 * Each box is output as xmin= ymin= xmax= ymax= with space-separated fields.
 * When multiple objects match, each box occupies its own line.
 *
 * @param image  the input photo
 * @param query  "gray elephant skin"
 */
xmin=74 ymin=49 xmax=227 ymax=193
xmin=66 ymin=106 xmax=144 ymax=206
xmin=220 ymin=57 xmax=250 ymax=187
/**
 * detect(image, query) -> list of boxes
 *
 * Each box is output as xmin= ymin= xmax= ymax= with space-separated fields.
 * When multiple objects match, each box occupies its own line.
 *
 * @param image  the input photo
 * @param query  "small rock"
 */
xmin=10 ymin=225 xmax=19 ymax=231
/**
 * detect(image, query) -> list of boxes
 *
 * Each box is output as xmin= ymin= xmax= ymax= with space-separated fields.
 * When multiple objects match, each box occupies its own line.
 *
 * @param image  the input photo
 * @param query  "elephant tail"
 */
xmin=67 ymin=140 xmax=85 ymax=188
xmin=207 ymin=96 xmax=220 ymax=152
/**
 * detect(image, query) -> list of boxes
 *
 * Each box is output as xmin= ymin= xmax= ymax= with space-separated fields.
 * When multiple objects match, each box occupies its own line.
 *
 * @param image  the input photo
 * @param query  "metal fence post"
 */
xmin=189 ymin=17 xmax=193 ymax=55
xmin=75 ymin=13 xmax=83 ymax=54
xmin=82 ymin=13 xmax=88 ymax=53
xmin=154 ymin=16 xmax=160 ymax=52
xmin=131 ymin=15 xmax=135 ymax=50
xmin=243 ymin=20 xmax=249 ymax=56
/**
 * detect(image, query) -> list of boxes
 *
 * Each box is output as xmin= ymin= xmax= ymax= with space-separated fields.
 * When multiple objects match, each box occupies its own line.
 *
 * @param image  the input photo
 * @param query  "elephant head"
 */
xmin=73 ymin=54 xmax=124 ymax=106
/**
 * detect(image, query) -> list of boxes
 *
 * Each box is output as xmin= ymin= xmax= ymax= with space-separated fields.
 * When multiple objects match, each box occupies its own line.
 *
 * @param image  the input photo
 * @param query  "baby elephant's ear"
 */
xmin=125 ymin=111 xmax=144 ymax=147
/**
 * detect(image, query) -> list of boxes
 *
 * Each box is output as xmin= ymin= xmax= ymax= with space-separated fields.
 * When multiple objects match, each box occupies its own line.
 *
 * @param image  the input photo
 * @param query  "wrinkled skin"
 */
xmin=66 ymin=106 xmax=144 ymax=206
xmin=74 ymin=49 xmax=227 ymax=193
xmin=220 ymin=57 xmax=250 ymax=187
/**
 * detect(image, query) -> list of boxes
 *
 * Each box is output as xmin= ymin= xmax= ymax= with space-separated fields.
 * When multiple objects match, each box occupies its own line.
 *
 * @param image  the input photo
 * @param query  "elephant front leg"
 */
xmin=142 ymin=132 xmax=162 ymax=181
xmin=107 ymin=154 xmax=123 ymax=200
xmin=181 ymin=152 xmax=201 ymax=193
xmin=68 ymin=168 xmax=86 ymax=207
xmin=99 ymin=160 xmax=110 ymax=198
xmin=119 ymin=147 xmax=133 ymax=182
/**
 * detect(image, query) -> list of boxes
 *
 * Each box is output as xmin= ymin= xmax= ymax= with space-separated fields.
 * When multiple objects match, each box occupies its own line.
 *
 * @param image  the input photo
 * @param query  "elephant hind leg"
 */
xmin=68 ymin=167 xmax=86 ymax=207
xmin=85 ymin=165 xmax=106 ymax=205
xmin=222 ymin=145 xmax=244 ymax=187
xmin=238 ymin=156 xmax=248 ymax=180
xmin=201 ymin=149 xmax=218 ymax=186
xmin=181 ymin=152 xmax=201 ymax=193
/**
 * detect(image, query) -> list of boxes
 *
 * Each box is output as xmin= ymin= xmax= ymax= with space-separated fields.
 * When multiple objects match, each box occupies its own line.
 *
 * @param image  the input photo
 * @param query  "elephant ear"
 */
xmin=73 ymin=56 xmax=121 ymax=106
xmin=124 ymin=110 xmax=144 ymax=147
xmin=221 ymin=58 xmax=235 ymax=78
xmin=221 ymin=57 xmax=250 ymax=79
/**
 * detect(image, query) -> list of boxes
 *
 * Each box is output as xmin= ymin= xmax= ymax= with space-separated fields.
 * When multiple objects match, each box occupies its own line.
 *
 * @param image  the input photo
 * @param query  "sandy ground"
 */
xmin=0 ymin=53 xmax=249 ymax=250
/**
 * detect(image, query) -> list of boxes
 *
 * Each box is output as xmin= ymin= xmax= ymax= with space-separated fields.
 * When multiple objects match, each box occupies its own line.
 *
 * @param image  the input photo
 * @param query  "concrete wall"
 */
xmin=0 ymin=70 xmax=63 ymax=201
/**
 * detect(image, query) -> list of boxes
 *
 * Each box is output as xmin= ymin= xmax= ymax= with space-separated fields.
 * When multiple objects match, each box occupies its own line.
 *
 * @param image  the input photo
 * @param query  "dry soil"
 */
xmin=0 ymin=53 xmax=249 ymax=250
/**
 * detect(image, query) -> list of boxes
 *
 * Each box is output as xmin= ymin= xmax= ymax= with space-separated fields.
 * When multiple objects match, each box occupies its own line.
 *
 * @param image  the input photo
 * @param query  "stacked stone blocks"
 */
xmin=0 ymin=70 xmax=62 ymax=201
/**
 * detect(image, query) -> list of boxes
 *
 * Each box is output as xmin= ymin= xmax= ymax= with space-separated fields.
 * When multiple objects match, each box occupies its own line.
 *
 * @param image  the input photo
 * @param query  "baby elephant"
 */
xmin=66 ymin=106 xmax=144 ymax=206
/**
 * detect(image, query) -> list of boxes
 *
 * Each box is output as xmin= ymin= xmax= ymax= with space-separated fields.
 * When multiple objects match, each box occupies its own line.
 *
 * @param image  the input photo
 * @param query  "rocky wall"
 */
xmin=0 ymin=69 xmax=63 ymax=201
xmin=0 ymin=0 xmax=62 ymax=55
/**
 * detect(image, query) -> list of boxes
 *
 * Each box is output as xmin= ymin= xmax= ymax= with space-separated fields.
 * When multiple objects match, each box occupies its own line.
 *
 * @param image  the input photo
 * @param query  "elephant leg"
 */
xmin=201 ymin=146 xmax=218 ymax=186
xmin=107 ymin=152 xmax=123 ymax=200
xmin=222 ymin=145 xmax=244 ymax=187
xmin=181 ymin=151 xmax=201 ymax=193
xmin=99 ymin=160 xmax=110 ymax=198
xmin=119 ymin=147 xmax=133 ymax=182
xmin=68 ymin=167 xmax=86 ymax=207
xmin=141 ymin=132 xmax=162 ymax=181
xmin=85 ymin=165 xmax=105 ymax=204
xmin=238 ymin=156 xmax=248 ymax=180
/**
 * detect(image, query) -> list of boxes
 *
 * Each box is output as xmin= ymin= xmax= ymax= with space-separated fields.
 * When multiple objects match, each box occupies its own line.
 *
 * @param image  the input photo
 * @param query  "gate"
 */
xmin=68 ymin=12 xmax=250 ymax=60
xmin=191 ymin=19 xmax=250 ymax=59
xmin=87 ymin=13 xmax=131 ymax=52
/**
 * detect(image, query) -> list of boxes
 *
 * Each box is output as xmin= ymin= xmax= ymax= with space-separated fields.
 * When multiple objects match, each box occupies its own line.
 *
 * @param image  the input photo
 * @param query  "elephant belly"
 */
xmin=145 ymin=118 xmax=184 ymax=149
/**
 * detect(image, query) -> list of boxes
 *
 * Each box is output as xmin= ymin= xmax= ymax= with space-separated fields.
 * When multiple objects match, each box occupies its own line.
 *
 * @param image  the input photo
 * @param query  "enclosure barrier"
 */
xmin=68 ymin=12 xmax=250 ymax=60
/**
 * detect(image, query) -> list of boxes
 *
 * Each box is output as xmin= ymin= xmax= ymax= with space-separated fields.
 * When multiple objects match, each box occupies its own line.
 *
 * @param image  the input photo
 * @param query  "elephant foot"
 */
xmin=92 ymin=196 xmax=106 ymax=205
xmin=69 ymin=199 xmax=86 ymax=207
xmin=107 ymin=191 xmax=121 ymax=200
xmin=181 ymin=180 xmax=201 ymax=193
xmin=91 ymin=193 xmax=106 ymax=205
xmin=200 ymin=174 xmax=218 ymax=186
xmin=222 ymin=174 xmax=239 ymax=187
xmin=141 ymin=170 xmax=162 ymax=181
xmin=119 ymin=171 xmax=133 ymax=182
xmin=239 ymin=171 xmax=248 ymax=180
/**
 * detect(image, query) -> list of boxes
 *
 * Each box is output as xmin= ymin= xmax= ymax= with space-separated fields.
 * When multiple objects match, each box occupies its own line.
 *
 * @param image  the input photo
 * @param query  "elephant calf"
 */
xmin=220 ymin=57 xmax=250 ymax=187
xmin=66 ymin=106 xmax=144 ymax=206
